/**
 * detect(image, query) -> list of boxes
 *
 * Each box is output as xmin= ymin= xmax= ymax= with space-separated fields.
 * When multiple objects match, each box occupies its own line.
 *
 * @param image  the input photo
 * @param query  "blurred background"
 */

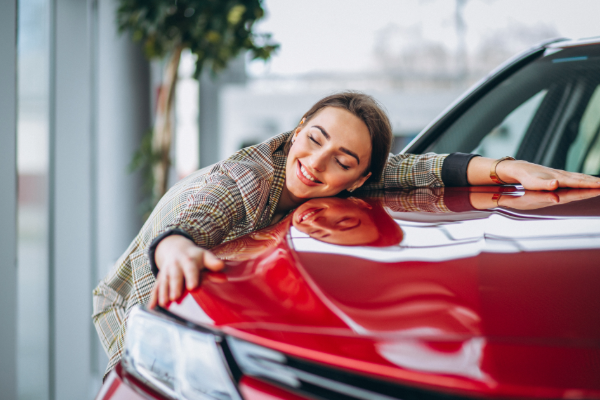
xmin=1 ymin=0 xmax=598 ymax=399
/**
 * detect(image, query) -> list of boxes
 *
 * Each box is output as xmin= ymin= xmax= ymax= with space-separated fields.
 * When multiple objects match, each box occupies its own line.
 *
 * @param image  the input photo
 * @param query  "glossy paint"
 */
xmin=167 ymin=187 xmax=600 ymax=399
xmin=239 ymin=376 xmax=311 ymax=400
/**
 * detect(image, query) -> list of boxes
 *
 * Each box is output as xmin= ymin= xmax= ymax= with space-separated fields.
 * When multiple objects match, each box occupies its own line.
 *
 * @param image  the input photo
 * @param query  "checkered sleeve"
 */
xmin=92 ymin=240 xmax=140 ymax=377
xmin=362 ymin=153 xmax=448 ymax=190
xmin=92 ymin=169 xmax=248 ymax=377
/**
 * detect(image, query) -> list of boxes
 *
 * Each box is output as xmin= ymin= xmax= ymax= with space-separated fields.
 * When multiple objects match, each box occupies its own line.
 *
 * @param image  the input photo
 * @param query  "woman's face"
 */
xmin=284 ymin=107 xmax=372 ymax=202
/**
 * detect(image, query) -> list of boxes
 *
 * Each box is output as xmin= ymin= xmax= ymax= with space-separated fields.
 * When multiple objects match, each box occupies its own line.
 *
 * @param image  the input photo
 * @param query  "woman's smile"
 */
xmin=297 ymin=160 xmax=323 ymax=185
xmin=296 ymin=207 xmax=324 ymax=224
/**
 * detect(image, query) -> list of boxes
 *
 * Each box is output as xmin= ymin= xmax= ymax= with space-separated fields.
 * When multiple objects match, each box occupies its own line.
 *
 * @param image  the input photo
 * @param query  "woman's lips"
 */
xmin=296 ymin=160 xmax=322 ymax=186
xmin=296 ymin=207 xmax=324 ymax=224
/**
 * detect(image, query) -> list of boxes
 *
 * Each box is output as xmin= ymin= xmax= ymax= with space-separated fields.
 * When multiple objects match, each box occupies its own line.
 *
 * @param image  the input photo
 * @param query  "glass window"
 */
xmin=426 ymin=44 xmax=600 ymax=176
xmin=565 ymin=85 xmax=600 ymax=175
xmin=472 ymin=90 xmax=547 ymax=159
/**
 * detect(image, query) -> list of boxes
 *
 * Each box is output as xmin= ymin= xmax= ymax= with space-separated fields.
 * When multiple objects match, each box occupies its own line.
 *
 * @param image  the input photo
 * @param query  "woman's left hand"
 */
xmin=467 ymin=157 xmax=600 ymax=190
xmin=498 ymin=160 xmax=600 ymax=190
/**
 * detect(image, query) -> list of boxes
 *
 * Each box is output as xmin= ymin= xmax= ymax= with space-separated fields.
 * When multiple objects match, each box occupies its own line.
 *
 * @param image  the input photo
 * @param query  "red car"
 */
xmin=96 ymin=37 xmax=600 ymax=400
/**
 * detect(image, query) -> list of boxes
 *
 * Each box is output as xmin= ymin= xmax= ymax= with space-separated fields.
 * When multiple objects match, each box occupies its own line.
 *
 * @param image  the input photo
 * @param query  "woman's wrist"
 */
xmin=494 ymin=158 xmax=520 ymax=185
xmin=148 ymin=229 xmax=195 ymax=278
xmin=155 ymin=234 xmax=196 ymax=270
xmin=466 ymin=156 xmax=521 ymax=186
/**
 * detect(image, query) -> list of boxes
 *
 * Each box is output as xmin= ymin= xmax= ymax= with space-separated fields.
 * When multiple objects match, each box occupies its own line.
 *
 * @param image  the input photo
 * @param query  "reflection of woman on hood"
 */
xmin=292 ymin=197 xmax=403 ymax=247
xmin=212 ymin=196 xmax=404 ymax=262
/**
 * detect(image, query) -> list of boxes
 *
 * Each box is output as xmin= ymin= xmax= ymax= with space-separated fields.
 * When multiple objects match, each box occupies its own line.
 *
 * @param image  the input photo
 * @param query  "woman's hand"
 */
xmin=148 ymin=235 xmax=224 ymax=308
xmin=499 ymin=160 xmax=600 ymax=190
xmin=467 ymin=157 xmax=600 ymax=190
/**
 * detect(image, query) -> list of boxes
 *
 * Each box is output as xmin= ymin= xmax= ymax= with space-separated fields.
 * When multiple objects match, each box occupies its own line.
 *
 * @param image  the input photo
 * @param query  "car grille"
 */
xmin=225 ymin=336 xmax=477 ymax=400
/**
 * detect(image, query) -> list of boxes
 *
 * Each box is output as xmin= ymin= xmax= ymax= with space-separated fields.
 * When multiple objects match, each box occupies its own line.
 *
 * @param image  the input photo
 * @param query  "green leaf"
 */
xmin=227 ymin=4 xmax=246 ymax=25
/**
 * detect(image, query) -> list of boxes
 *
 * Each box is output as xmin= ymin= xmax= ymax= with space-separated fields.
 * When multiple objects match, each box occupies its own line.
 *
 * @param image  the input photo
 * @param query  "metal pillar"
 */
xmin=0 ymin=1 xmax=18 ymax=399
xmin=50 ymin=0 xmax=93 ymax=397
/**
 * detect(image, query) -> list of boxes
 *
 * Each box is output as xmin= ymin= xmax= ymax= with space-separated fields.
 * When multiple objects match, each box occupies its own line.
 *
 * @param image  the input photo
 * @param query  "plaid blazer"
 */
xmin=92 ymin=131 xmax=448 ymax=376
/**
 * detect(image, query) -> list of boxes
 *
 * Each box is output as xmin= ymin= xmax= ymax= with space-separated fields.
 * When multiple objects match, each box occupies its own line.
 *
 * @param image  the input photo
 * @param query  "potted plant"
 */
xmin=118 ymin=0 xmax=278 ymax=207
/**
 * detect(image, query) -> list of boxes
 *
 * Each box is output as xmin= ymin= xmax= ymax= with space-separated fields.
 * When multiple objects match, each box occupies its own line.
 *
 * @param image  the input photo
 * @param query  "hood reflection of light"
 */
xmin=376 ymin=333 xmax=492 ymax=382
xmin=290 ymin=213 xmax=600 ymax=263
xmin=290 ymin=210 xmax=600 ymax=384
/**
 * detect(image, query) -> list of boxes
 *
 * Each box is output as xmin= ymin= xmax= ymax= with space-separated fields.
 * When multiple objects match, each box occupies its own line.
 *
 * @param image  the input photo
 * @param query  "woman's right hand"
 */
xmin=148 ymin=235 xmax=224 ymax=308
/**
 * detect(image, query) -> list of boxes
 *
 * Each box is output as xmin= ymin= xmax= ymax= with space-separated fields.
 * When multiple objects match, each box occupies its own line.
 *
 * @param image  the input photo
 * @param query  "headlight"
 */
xmin=123 ymin=306 xmax=241 ymax=400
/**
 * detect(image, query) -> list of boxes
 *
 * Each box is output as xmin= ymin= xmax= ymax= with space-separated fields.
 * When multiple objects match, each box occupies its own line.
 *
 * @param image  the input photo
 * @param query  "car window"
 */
xmin=565 ymin=85 xmax=600 ymax=174
xmin=582 ymin=130 xmax=600 ymax=175
xmin=471 ymin=90 xmax=547 ymax=159
xmin=425 ymin=44 xmax=600 ymax=176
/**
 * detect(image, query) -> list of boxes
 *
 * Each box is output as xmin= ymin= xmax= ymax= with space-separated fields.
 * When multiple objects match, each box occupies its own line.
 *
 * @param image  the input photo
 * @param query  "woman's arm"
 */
xmin=467 ymin=157 xmax=600 ymax=189
xmin=361 ymin=153 xmax=447 ymax=190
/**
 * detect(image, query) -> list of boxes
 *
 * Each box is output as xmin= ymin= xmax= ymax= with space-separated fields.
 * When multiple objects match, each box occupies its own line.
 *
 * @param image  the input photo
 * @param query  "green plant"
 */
xmin=118 ymin=0 xmax=278 ymax=211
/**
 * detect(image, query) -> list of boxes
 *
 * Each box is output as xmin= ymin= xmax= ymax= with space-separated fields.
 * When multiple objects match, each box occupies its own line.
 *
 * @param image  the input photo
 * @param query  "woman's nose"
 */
xmin=308 ymin=151 xmax=326 ymax=172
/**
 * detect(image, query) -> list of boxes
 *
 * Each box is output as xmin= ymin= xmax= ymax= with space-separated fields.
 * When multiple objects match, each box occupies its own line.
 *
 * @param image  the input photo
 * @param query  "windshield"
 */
xmin=426 ymin=44 xmax=600 ymax=176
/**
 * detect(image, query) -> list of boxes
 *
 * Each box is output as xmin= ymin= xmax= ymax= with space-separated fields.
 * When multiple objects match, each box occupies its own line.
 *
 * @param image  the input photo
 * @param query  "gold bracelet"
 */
xmin=490 ymin=156 xmax=515 ymax=185
xmin=492 ymin=193 xmax=502 ymax=208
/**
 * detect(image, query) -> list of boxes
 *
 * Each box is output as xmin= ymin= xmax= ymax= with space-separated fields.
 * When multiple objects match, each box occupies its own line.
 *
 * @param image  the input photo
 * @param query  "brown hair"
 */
xmin=283 ymin=91 xmax=392 ymax=184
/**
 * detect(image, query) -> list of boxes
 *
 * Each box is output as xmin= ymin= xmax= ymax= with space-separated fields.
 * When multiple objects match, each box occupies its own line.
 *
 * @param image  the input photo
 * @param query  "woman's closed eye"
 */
xmin=308 ymin=132 xmax=350 ymax=170
xmin=336 ymin=158 xmax=350 ymax=170
xmin=308 ymin=134 xmax=321 ymax=146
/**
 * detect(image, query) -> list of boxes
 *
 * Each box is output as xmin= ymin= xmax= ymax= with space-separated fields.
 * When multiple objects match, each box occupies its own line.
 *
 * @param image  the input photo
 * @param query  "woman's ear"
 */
xmin=349 ymin=172 xmax=372 ymax=192
xmin=295 ymin=117 xmax=306 ymax=135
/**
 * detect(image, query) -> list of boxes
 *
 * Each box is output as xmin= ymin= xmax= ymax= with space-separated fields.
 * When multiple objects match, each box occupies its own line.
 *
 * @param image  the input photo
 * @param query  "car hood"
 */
xmin=168 ymin=187 xmax=600 ymax=398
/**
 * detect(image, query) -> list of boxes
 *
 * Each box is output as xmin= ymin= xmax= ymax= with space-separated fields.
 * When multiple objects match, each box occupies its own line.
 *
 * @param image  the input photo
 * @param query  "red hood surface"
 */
xmin=168 ymin=187 xmax=600 ymax=399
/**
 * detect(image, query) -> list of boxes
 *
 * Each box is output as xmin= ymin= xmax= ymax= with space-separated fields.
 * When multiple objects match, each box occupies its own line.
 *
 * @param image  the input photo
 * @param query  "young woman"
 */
xmin=93 ymin=91 xmax=600 ymax=377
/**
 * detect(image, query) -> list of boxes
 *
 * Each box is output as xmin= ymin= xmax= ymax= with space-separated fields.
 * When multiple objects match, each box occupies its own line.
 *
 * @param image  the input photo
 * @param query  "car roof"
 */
xmin=546 ymin=36 xmax=600 ymax=49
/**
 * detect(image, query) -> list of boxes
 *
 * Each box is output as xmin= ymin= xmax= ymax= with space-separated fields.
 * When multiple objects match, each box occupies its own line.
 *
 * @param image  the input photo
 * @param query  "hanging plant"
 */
xmin=118 ymin=0 xmax=278 ymax=211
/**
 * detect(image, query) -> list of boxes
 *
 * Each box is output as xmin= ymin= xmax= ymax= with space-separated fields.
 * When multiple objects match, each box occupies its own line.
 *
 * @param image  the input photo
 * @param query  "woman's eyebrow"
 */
xmin=313 ymin=125 xmax=361 ymax=165
xmin=313 ymin=125 xmax=330 ymax=140
xmin=340 ymin=147 xmax=360 ymax=165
